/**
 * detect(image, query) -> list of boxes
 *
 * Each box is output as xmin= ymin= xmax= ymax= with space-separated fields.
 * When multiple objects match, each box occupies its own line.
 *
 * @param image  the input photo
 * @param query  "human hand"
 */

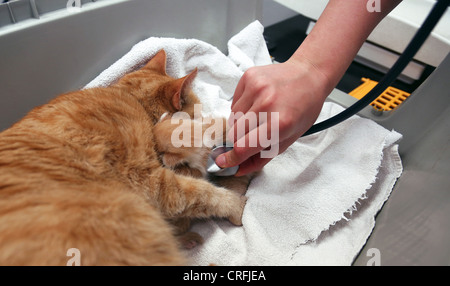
xmin=212 ymin=0 xmax=402 ymax=177
xmin=215 ymin=57 xmax=332 ymax=176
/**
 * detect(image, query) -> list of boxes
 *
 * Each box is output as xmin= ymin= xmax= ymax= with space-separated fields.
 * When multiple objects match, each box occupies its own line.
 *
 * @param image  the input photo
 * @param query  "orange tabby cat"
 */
xmin=154 ymin=115 xmax=251 ymax=196
xmin=153 ymin=116 xmax=251 ymax=249
xmin=0 ymin=50 xmax=247 ymax=266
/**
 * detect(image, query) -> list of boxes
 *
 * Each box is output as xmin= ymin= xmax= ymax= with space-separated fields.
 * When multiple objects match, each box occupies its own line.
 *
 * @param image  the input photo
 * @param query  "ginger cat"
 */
xmin=0 ymin=50 xmax=247 ymax=266
xmin=153 ymin=116 xmax=251 ymax=249
xmin=154 ymin=115 xmax=251 ymax=196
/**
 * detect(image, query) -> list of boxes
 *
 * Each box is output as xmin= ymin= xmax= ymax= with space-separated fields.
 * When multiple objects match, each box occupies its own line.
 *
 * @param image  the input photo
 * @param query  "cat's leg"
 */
xmin=178 ymin=232 xmax=204 ymax=249
xmin=172 ymin=164 xmax=204 ymax=178
xmin=168 ymin=217 xmax=191 ymax=235
xmin=167 ymin=217 xmax=203 ymax=249
xmin=209 ymin=173 xmax=255 ymax=196
xmin=151 ymin=168 xmax=246 ymax=226
xmin=165 ymin=166 xmax=205 ymax=248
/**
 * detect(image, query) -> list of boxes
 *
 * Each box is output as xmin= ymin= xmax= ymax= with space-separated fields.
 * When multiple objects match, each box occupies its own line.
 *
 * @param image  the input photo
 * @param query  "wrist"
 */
xmin=286 ymin=55 xmax=334 ymax=101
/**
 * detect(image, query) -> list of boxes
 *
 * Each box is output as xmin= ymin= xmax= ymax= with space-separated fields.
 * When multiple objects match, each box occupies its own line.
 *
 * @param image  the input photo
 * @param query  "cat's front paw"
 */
xmin=228 ymin=196 xmax=247 ymax=226
xmin=178 ymin=231 xmax=204 ymax=249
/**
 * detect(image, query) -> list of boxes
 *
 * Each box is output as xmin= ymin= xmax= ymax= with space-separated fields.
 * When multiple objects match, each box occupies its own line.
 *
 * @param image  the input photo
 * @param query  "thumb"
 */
xmin=215 ymin=149 xmax=242 ymax=169
xmin=215 ymin=139 xmax=264 ymax=169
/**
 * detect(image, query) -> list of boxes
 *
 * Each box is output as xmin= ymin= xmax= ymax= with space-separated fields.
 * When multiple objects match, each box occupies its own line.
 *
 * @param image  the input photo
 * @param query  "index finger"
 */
xmin=231 ymin=73 xmax=246 ymax=110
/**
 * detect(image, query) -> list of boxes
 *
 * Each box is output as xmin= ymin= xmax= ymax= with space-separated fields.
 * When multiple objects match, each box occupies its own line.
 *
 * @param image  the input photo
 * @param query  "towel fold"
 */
xmin=86 ymin=21 xmax=403 ymax=266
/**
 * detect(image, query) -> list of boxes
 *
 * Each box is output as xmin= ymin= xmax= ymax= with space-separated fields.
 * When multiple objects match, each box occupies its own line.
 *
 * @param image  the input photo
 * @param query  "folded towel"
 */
xmin=190 ymin=103 xmax=402 ymax=265
xmin=86 ymin=21 xmax=403 ymax=266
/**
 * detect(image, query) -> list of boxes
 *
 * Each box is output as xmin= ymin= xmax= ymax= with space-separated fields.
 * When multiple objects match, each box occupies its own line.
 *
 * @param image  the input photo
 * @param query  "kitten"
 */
xmin=0 ymin=50 xmax=247 ymax=265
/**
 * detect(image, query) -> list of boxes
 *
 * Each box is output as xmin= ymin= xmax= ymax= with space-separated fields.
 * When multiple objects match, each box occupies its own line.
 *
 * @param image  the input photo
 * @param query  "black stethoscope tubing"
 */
xmin=302 ymin=0 xmax=450 ymax=137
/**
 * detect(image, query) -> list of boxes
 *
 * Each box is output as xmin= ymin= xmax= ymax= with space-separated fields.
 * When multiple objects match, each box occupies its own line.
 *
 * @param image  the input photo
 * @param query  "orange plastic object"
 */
xmin=349 ymin=78 xmax=411 ymax=111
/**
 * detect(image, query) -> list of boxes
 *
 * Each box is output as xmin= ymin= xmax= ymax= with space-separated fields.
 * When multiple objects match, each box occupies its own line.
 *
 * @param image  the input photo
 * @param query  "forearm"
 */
xmin=290 ymin=0 xmax=402 ymax=96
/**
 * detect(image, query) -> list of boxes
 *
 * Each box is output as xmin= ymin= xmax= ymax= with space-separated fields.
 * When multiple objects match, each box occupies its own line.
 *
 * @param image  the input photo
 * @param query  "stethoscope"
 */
xmin=208 ymin=0 xmax=449 ymax=176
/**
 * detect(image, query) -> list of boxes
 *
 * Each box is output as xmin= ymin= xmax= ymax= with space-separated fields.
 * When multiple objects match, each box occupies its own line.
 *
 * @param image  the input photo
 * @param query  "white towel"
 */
xmin=86 ymin=21 xmax=403 ymax=266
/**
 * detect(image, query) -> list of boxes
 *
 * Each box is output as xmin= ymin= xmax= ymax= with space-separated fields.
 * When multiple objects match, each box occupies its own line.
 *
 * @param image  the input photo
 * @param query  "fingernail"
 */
xmin=215 ymin=154 xmax=227 ymax=168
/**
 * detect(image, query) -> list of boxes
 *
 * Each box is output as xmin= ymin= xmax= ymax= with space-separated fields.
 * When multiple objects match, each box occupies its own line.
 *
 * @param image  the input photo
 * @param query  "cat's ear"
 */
xmin=171 ymin=68 xmax=198 ymax=111
xmin=143 ymin=49 xmax=167 ymax=75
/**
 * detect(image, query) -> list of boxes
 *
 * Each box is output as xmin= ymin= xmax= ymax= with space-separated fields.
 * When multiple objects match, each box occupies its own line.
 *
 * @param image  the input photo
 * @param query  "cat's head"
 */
xmin=115 ymin=49 xmax=201 ymax=123
xmin=153 ymin=115 xmax=227 ymax=177
xmin=153 ymin=116 xmax=211 ymax=177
